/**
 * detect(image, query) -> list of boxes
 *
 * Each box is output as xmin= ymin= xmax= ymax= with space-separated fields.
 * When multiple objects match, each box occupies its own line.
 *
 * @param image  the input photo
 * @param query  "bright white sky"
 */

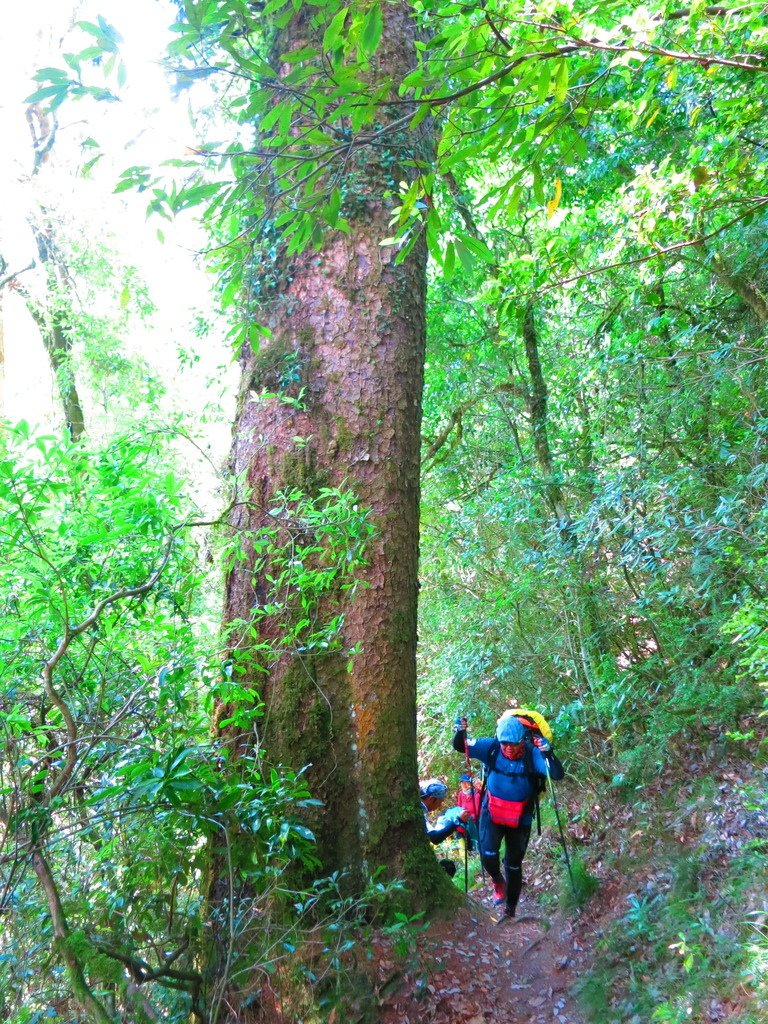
xmin=0 ymin=0 xmax=236 ymax=473
xmin=0 ymin=0 xmax=203 ymax=260
xmin=1 ymin=0 xmax=188 ymax=166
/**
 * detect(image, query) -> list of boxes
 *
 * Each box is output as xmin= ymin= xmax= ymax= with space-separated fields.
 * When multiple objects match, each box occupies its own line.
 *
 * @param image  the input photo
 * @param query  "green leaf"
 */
xmin=425 ymin=211 xmax=442 ymax=265
xmin=453 ymin=237 xmax=475 ymax=273
xmin=554 ymin=60 xmax=569 ymax=104
xmin=441 ymin=142 xmax=484 ymax=171
xmin=24 ymin=85 xmax=70 ymax=105
xmin=323 ymin=7 xmax=348 ymax=51
xmin=536 ymin=64 xmax=551 ymax=105
xmin=443 ymin=240 xmax=456 ymax=281
xmin=325 ymin=187 xmax=342 ymax=227
xmin=360 ymin=4 xmax=383 ymax=56
xmin=292 ymin=824 xmax=315 ymax=842
xmin=457 ymin=232 xmax=495 ymax=265
xmin=409 ymin=103 xmax=431 ymax=130
xmin=281 ymin=47 xmax=320 ymax=65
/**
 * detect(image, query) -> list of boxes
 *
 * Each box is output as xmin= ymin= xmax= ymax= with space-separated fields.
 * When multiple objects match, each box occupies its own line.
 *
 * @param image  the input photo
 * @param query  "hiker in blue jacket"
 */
xmin=420 ymin=779 xmax=469 ymax=877
xmin=420 ymin=779 xmax=469 ymax=842
xmin=453 ymin=712 xmax=565 ymax=918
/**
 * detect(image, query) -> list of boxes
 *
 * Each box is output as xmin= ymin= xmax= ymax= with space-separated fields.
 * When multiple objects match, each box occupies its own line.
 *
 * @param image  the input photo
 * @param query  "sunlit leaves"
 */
xmin=25 ymin=18 xmax=125 ymax=109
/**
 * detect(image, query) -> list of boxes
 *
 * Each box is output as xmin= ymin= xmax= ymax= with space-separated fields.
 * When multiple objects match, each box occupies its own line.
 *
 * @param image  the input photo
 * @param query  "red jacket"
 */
xmin=456 ymin=788 xmax=481 ymax=821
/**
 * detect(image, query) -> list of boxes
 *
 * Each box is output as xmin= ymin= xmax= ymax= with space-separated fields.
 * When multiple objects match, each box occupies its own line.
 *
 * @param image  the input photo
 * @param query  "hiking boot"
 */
xmin=491 ymin=878 xmax=507 ymax=905
xmin=492 ymin=905 xmax=516 ymax=924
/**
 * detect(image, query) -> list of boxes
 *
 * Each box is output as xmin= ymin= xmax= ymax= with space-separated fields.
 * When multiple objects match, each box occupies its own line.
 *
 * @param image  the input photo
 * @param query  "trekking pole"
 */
xmin=544 ymin=758 xmax=578 ymax=902
xmin=460 ymin=715 xmax=485 ymax=885
xmin=463 ymin=834 xmax=469 ymax=893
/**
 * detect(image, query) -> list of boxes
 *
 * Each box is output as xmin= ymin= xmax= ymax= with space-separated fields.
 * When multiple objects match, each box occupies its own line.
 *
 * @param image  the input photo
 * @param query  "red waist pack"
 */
xmin=487 ymin=792 xmax=529 ymax=827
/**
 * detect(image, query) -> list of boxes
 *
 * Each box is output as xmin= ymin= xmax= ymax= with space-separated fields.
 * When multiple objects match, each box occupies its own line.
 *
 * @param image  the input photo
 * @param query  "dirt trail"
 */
xmin=379 ymin=886 xmax=589 ymax=1024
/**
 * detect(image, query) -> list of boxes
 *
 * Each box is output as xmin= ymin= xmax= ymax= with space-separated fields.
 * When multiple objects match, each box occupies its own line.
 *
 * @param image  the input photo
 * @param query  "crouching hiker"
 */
xmin=452 ymin=712 xmax=565 ymax=919
xmin=420 ymin=779 xmax=470 ymax=877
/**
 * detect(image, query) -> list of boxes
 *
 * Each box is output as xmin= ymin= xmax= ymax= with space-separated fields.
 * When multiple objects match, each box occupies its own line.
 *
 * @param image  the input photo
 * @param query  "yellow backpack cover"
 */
xmin=509 ymin=707 xmax=554 ymax=742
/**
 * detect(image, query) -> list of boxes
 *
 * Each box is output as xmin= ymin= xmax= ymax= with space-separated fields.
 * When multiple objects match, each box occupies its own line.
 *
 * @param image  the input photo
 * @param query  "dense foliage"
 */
xmin=0 ymin=425 xmax=389 ymax=1021
xmin=4 ymin=0 xmax=768 ymax=1021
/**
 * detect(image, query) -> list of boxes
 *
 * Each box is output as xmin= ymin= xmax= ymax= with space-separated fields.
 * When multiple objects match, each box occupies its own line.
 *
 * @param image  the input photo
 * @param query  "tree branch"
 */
xmin=541 ymin=198 xmax=768 ymax=293
xmin=0 ymin=261 xmax=35 ymax=291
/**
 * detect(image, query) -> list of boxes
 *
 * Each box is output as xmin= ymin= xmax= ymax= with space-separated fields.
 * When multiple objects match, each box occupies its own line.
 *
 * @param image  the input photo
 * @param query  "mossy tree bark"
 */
xmin=220 ymin=1 xmax=448 ymax=902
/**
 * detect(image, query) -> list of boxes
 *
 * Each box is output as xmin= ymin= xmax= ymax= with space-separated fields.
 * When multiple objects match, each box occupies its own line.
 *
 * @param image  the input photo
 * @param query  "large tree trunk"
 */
xmin=221 ymin=1 xmax=443 ymax=897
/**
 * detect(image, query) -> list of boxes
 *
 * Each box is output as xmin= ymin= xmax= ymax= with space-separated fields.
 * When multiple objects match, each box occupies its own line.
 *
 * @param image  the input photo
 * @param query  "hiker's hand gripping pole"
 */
xmin=543 ymin=756 xmax=577 ymax=902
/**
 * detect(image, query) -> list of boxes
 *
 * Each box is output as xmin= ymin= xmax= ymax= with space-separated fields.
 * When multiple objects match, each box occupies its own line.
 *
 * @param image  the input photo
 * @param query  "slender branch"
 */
xmin=91 ymin=938 xmax=200 ymax=988
xmin=541 ymin=198 xmax=768 ymax=293
xmin=482 ymin=8 xmax=513 ymax=51
xmin=423 ymin=396 xmax=484 ymax=465
xmin=664 ymin=5 xmax=750 ymax=20
xmin=565 ymin=31 xmax=768 ymax=73
xmin=0 ymin=261 xmax=35 ymax=290
xmin=31 ymin=849 xmax=116 ymax=1024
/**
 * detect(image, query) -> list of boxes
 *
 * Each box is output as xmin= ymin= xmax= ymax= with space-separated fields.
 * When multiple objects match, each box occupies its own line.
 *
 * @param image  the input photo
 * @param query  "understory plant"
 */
xmin=0 ymin=423 xmax=378 ymax=1024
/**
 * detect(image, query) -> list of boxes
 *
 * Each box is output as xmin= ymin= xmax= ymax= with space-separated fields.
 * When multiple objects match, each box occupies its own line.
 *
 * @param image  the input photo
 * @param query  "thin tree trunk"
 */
xmin=22 ymin=290 xmax=85 ymax=440
xmin=22 ymin=105 xmax=86 ymax=441
xmin=31 ymin=847 xmax=116 ymax=1024
xmin=523 ymin=302 xmax=615 ymax=722
xmin=522 ymin=302 xmax=569 ymax=526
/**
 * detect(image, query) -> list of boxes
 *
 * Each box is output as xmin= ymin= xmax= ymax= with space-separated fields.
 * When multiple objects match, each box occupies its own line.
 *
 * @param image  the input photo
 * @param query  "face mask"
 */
xmin=500 ymin=741 xmax=524 ymax=760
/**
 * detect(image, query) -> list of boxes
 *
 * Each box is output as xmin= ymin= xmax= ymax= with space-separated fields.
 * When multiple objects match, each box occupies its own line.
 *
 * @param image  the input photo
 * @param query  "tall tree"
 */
xmin=207 ymin=0 xmax=443 ymax=895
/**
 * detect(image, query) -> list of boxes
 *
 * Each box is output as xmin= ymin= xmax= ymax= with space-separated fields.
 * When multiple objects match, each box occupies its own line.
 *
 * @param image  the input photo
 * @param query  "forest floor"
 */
xmin=376 ymin=881 xmax=591 ymax=1024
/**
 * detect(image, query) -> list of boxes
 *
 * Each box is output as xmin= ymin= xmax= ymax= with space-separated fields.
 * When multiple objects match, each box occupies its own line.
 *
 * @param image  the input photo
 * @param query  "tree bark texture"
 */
xmin=222 ymin=2 xmax=441 ymax=895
